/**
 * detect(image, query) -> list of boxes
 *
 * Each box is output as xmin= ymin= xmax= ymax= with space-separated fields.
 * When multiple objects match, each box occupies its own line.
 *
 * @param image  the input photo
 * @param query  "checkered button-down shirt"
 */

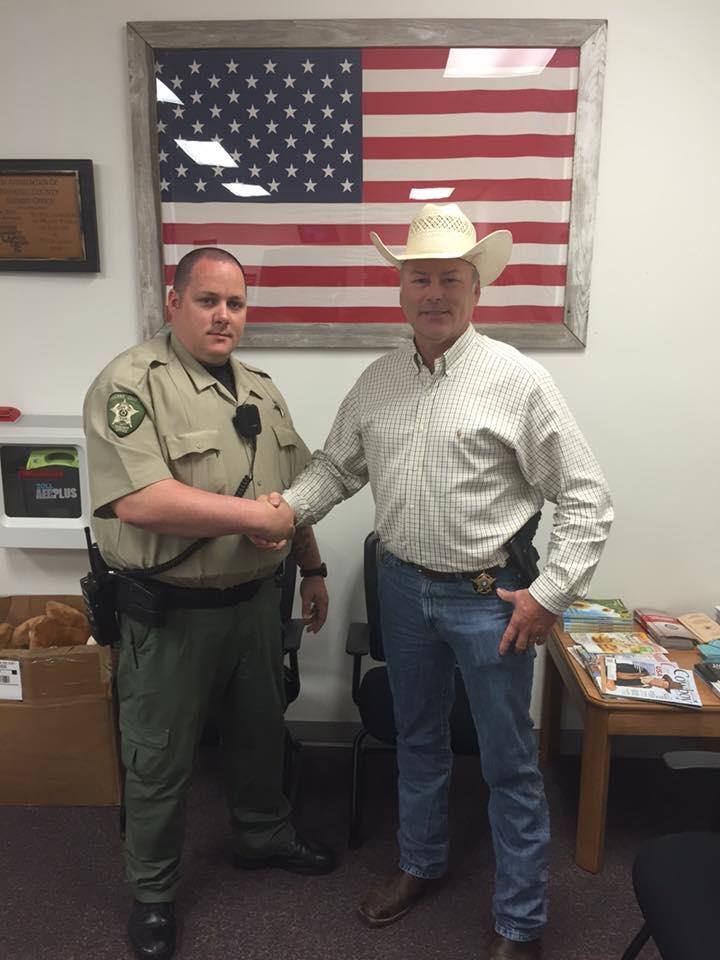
xmin=285 ymin=324 xmax=613 ymax=614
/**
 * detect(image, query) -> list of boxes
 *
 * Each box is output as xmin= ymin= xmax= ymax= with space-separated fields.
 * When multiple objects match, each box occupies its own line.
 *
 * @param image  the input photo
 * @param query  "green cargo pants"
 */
xmin=116 ymin=577 xmax=294 ymax=902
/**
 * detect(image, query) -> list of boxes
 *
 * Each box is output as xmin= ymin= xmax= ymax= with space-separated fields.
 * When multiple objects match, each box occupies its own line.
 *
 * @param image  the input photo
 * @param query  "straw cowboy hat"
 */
xmin=370 ymin=203 xmax=513 ymax=288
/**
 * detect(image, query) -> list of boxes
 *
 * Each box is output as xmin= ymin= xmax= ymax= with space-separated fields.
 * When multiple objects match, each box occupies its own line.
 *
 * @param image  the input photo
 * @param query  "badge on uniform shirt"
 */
xmin=107 ymin=392 xmax=146 ymax=437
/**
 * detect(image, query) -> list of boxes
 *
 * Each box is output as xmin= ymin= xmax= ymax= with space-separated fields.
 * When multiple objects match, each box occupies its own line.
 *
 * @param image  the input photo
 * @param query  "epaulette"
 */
xmin=238 ymin=361 xmax=271 ymax=379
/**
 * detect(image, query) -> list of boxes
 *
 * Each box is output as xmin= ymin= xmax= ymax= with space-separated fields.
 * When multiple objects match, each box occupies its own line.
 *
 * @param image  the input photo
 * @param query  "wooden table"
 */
xmin=539 ymin=624 xmax=720 ymax=873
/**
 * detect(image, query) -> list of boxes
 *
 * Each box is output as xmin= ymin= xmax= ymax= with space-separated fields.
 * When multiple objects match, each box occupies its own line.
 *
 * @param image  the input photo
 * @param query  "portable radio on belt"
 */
xmin=80 ymin=528 xmax=122 ymax=646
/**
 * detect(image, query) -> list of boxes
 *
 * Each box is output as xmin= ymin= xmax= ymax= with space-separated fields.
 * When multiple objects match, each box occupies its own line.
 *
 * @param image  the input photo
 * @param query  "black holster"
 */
xmin=114 ymin=575 xmax=166 ymax=628
xmin=504 ymin=511 xmax=542 ymax=587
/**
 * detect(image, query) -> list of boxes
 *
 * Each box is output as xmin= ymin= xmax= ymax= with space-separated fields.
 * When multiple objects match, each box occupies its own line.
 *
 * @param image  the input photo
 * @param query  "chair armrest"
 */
xmin=346 ymin=621 xmax=370 ymax=657
xmin=282 ymin=618 xmax=305 ymax=654
xmin=663 ymin=750 xmax=720 ymax=771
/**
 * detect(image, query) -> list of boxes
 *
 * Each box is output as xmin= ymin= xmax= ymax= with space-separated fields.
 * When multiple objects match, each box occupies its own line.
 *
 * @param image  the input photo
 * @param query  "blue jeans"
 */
xmin=377 ymin=548 xmax=549 ymax=942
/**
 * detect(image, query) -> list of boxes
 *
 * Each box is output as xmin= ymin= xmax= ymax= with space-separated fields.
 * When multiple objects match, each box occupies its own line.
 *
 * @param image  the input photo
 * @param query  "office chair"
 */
xmin=278 ymin=558 xmax=305 ymax=804
xmin=346 ymin=532 xmax=479 ymax=848
xmin=621 ymin=750 xmax=720 ymax=960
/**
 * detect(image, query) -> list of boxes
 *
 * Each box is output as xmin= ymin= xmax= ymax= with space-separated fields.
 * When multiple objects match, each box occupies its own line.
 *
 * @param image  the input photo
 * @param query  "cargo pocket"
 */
xmin=119 ymin=719 xmax=170 ymax=782
xmin=165 ymin=429 xmax=224 ymax=492
xmin=272 ymin=423 xmax=301 ymax=488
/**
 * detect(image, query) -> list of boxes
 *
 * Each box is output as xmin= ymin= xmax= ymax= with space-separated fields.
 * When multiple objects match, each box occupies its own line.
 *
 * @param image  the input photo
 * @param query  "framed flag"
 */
xmin=127 ymin=19 xmax=607 ymax=348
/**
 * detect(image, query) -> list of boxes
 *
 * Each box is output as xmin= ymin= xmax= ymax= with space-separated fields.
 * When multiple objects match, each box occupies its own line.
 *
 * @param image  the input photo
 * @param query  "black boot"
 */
xmin=234 ymin=834 xmax=336 ymax=875
xmin=128 ymin=900 xmax=176 ymax=960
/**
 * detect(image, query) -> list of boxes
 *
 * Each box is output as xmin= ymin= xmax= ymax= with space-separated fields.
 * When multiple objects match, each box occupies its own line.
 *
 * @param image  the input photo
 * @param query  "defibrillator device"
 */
xmin=3 ymin=446 xmax=82 ymax=519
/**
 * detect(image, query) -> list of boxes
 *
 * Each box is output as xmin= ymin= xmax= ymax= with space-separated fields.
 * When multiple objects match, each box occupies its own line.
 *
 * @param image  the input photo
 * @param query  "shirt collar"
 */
xmin=411 ymin=323 xmax=478 ymax=375
xmin=169 ymin=334 xmax=254 ymax=404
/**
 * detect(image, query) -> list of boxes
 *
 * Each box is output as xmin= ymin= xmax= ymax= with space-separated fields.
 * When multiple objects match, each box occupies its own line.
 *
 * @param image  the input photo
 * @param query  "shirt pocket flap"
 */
xmin=272 ymin=423 xmax=299 ymax=449
xmin=166 ymin=429 xmax=221 ymax=460
xmin=119 ymin=719 xmax=170 ymax=750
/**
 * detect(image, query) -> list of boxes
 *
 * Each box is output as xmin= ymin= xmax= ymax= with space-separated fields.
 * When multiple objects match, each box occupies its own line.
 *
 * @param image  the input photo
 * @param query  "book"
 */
xmin=632 ymin=608 xmax=696 ymax=650
xmin=570 ymin=648 xmax=703 ymax=708
xmin=563 ymin=598 xmax=635 ymax=633
xmin=571 ymin=631 xmax=668 ymax=657
xmin=678 ymin=612 xmax=720 ymax=644
xmin=694 ymin=661 xmax=720 ymax=700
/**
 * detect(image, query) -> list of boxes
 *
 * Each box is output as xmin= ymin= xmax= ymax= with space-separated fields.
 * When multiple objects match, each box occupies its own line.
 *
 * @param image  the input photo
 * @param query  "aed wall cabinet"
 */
xmin=0 ymin=416 xmax=91 ymax=548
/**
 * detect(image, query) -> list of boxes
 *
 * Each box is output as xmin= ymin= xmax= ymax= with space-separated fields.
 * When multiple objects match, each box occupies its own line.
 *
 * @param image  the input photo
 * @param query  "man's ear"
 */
xmin=166 ymin=288 xmax=180 ymax=322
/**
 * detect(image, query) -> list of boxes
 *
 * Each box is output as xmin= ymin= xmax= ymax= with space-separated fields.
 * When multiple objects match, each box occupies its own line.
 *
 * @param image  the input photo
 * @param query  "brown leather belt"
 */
xmin=400 ymin=559 xmax=511 ymax=595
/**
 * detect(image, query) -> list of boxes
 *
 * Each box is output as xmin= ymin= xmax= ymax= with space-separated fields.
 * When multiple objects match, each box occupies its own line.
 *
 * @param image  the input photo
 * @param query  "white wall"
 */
xmin=2 ymin=0 xmax=719 ymax=724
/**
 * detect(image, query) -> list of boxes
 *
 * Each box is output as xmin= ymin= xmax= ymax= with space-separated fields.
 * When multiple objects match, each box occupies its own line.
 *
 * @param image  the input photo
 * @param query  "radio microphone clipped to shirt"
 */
xmin=232 ymin=404 xmax=262 ymax=497
xmin=233 ymin=404 xmax=262 ymax=440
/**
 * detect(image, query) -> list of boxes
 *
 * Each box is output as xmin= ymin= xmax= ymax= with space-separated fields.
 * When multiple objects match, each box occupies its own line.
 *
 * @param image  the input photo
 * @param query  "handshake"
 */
xmin=251 ymin=492 xmax=296 ymax=549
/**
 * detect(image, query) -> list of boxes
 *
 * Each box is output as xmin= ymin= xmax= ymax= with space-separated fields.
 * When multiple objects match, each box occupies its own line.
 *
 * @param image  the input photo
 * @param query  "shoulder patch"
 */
xmin=107 ymin=393 xmax=146 ymax=437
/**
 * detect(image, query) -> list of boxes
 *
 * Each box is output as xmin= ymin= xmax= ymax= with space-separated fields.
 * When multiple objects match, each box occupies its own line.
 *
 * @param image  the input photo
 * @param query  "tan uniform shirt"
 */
xmin=83 ymin=333 xmax=310 ymax=588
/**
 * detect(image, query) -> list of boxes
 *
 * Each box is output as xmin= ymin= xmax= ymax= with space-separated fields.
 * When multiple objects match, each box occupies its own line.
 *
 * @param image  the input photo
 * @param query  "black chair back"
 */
xmin=279 ymin=558 xmax=300 ymax=706
xmin=363 ymin=531 xmax=385 ymax=661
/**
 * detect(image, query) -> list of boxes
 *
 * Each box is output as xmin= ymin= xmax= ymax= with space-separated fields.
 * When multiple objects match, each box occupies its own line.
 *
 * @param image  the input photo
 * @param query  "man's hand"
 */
xmin=495 ymin=588 xmax=558 ymax=656
xmin=299 ymin=576 xmax=329 ymax=633
xmin=249 ymin=493 xmax=295 ymax=550
xmin=253 ymin=495 xmax=295 ymax=543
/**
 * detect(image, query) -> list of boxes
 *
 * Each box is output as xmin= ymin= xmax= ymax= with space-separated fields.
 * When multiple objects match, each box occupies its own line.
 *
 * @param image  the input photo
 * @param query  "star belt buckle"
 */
xmin=471 ymin=571 xmax=496 ymax=595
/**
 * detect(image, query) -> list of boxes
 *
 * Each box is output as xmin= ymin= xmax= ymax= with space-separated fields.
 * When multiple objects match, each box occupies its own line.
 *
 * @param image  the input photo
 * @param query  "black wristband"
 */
xmin=299 ymin=562 xmax=327 ymax=578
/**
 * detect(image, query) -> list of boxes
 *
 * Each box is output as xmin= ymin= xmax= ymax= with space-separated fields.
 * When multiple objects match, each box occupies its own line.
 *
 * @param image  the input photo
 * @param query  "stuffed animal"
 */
xmin=45 ymin=601 xmax=92 ymax=641
xmin=11 ymin=615 xmax=45 ymax=649
xmin=29 ymin=618 xmax=90 ymax=649
xmin=0 ymin=622 xmax=14 ymax=648
xmin=4 ymin=603 xmax=92 ymax=650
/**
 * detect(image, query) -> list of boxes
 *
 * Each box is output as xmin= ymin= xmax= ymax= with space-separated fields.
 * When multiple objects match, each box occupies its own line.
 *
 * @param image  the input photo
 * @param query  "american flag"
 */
xmin=154 ymin=46 xmax=578 ymax=326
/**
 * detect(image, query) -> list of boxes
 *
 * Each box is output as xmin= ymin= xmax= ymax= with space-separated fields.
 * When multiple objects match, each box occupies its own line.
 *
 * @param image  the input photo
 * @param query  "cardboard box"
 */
xmin=0 ymin=595 xmax=121 ymax=805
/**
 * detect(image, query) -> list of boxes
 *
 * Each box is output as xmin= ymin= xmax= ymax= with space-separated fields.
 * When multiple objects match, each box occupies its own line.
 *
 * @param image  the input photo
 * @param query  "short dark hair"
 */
xmin=172 ymin=247 xmax=246 ymax=294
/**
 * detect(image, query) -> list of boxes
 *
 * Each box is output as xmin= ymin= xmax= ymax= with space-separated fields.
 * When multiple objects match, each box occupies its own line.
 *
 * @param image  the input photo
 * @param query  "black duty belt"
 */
xmin=148 ymin=578 xmax=264 ymax=609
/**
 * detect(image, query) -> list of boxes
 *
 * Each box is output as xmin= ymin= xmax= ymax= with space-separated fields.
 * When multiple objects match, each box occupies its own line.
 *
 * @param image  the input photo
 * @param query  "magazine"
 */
xmin=563 ymin=598 xmax=634 ymax=633
xmin=568 ymin=648 xmax=703 ymax=709
xmin=694 ymin=661 xmax=720 ymax=700
xmin=568 ymin=646 xmax=608 ymax=692
xmin=603 ymin=657 xmax=703 ymax=708
xmin=571 ymin=632 xmax=668 ymax=657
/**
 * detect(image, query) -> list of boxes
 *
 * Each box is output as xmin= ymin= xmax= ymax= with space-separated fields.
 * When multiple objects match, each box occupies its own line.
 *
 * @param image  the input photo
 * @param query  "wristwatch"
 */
xmin=299 ymin=562 xmax=327 ymax=578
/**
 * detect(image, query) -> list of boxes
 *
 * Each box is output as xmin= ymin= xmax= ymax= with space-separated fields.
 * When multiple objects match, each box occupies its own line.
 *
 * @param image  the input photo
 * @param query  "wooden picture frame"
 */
xmin=127 ymin=19 xmax=606 ymax=348
xmin=0 ymin=159 xmax=100 ymax=273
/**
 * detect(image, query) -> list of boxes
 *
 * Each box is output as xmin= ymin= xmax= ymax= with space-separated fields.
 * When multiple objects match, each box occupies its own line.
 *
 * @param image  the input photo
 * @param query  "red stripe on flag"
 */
xmin=162 ymin=221 xmax=570 ymax=247
xmin=362 ymin=48 xmax=580 ymax=70
xmin=363 ymin=179 xmax=573 ymax=203
xmin=247 ymin=306 xmax=564 ymax=325
xmin=165 ymin=263 xmax=567 ymax=288
xmin=363 ymin=89 xmax=578 ymax=114
xmin=247 ymin=264 xmax=566 ymax=287
xmin=363 ymin=133 xmax=575 ymax=159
